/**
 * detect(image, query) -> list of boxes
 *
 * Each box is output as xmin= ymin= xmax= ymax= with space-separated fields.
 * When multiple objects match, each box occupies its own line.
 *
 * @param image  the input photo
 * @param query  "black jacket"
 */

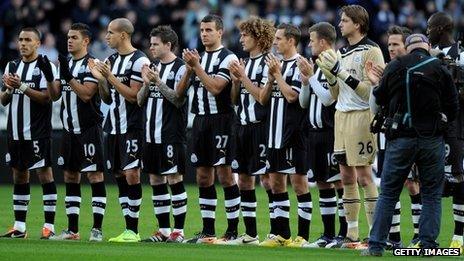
xmin=374 ymin=48 xmax=459 ymax=139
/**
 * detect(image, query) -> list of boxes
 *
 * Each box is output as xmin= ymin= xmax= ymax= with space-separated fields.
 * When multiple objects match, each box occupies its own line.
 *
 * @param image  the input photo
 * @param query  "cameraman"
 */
xmin=428 ymin=11 xmax=464 ymax=251
xmin=364 ymin=34 xmax=458 ymax=256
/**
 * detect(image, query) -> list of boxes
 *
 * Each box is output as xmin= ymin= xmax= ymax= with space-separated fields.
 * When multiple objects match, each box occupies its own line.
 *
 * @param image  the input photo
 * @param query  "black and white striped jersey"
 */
xmin=434 ymin=43 xmax=464 ymax=139
xmin=237 ymin=53 xmax=269 ymax=125
xmin=58 ymin=54 xmax=102 ymax=134
xmin=145 ymin=58 xmax=186 ymax=144
xmin=267 ymin=54 xmax=305 ymax=149
xmin=191 ymin=46 xmax=238 ymax=115
xmin=434 ymin=43 xmax=464 ymax=64
xmin=103 ymin=50 xmax=150 ymax=134
xmin=306 ymin=67 xmax=335 ymax=131
xmin=3 ymin=58 xmax=56 ymax=140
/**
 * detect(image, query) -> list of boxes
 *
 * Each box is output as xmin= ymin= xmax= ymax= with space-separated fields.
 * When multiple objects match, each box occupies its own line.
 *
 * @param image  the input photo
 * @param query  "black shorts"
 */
xmin=105 ymin=130 xmax=143 ymax=172
xmin=266 ymin=131 xmax=307 ymax=175
xmin=6 ymin=138 xmax=52 ymax=171
xmin=143 ymin=143 xmax=186 ymax=175
xmin=232 ymin=122 xmax=267 ymax=175
xmin=306 ymin=131 xmax=340 ymax=182
xmin=58 ymin=125 xmax=104 ymax=173
xmin=190 ymin=113 xmax=233 ymax=167
xmin=444 ymin=137 xmax=464 ymax=176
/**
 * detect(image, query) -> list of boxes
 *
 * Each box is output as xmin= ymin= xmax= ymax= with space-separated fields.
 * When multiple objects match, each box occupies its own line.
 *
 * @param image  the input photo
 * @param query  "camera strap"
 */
xmin=404 ymin=57 xmax=438 ymax=127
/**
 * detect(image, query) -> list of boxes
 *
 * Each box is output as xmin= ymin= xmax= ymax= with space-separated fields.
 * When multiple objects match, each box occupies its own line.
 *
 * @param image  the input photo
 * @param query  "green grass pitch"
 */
xmin=0 ymin=184 xmax=457 ymax=260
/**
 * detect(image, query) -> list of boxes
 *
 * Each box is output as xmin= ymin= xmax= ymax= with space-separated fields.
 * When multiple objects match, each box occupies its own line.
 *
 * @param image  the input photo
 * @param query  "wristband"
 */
xmin=19 ymin=83 xmax=29 ymax=93
xmin=338 ymin=70 xmax=360 ymax=90
xmin=5 ymin=88 xmax=13 ymax=94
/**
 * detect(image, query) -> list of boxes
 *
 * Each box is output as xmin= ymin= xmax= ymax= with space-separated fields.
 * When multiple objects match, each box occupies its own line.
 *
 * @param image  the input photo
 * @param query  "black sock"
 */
xmin=116 ymin=176 xmax=129 ymax=225
xmin=65 ymin=182 xmax=81 ymax=233
xmin=127 ymin=183 xmax=142 ymax=234
xmin=13 ymin=183 xmax=30 ymax=231
xmin=273 ymin=192 xmax=290 ymax=239
xmin=319 ymin=188 xmax=336 ymax=239
xmin=42 ymin=182 xmax=57 ymax=228
xmin=152 ymin=183 xmax=171 ymax=230
xmin=170 ymin=181 xmax=187 ymax=231
xmin=336 ymin=188 xmax=347 ymax=237
xmin=297 ymin=192 xmax=312 ymax=241
xmin=91 ymin=182 xmax=106 ymax=230
xmin=224 ymin=185 xmax=240 ymax=235
xmin=388 ymin=201 xmax=401 ymax=242
xmin=410 ymin=193 xmax=421 ymax=239
xmin=240 ymin=189 xmax=257 ymax=237
xmin=266 ymin=189 xmax=276 ymax=235
xmin=199 ymin=185 xmax=217 ymax=235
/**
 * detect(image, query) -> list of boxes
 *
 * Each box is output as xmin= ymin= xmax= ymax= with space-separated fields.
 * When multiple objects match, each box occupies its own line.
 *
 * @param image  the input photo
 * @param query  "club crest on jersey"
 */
xmin=106 ymin=160 xmax=111 ymax=169
xmin=125 ymin=61 xmax=133 ymax=70
xmin=78 ymin=65 xmax=86 ymax=74
xmin=213 ymin=59 xmax=220 ymax=66
xmin=256 ymin=65 xmax=263 ymax=74
xmin=167 ymin=71 xmax=175 ymax=80
xmin=5 ymin=153 xmax=10 ymax=163
xmin=354 ymin=55 xmax=362 ymax=63
xmin=32 ymin=67 xmax=41 ymax=76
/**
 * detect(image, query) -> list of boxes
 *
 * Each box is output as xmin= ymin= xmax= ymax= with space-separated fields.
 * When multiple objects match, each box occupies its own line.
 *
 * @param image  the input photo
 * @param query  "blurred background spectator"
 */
xmin=1 ymin=0 xmax=464 ymax=69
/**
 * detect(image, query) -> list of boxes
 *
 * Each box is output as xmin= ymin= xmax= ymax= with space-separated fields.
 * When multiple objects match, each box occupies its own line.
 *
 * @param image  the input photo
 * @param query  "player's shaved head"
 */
xmin=110 ymin=18 xmax=134 ymax=36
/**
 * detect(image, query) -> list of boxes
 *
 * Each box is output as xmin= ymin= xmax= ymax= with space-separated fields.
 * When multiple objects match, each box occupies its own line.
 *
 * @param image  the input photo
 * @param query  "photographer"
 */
xmin=428 ymin=12 xmax=464 ymax=252
xmin=364 ymin=34 xmax=458 ymax=256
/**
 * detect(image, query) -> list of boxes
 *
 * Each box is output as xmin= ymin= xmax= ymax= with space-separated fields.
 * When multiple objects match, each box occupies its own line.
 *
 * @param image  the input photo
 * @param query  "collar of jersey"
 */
xmin=159 ymin=57 xmax=176 ymax=65
xmin=250 ymin=52 xmax=264 ymax=60
xmin=118 ymin=50 xmax=137 ymax=57
xmin=346 ymin=36 xmax=370 ymax=51
xmin=21 ymin=57 xmax=38 ymax=64
xmin=205 ymin=45 xmax=224 ymax=53
xmin=72 ymin=54 xmax=88 ymax=62
xmin=282 ymin=53 xmax=299 ymax=62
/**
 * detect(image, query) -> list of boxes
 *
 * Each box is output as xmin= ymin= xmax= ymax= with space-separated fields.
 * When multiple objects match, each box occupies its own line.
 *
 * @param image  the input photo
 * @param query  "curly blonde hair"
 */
xmin=238 ymin=16 xmax=276 ymax=53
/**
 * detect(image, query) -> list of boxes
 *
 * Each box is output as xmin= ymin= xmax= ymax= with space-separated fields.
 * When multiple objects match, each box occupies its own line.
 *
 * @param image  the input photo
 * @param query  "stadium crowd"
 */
xmin=0 ymin=0 xmax=464 ymax=69
xmin=0 ymin=0 xmax=464 ymax=258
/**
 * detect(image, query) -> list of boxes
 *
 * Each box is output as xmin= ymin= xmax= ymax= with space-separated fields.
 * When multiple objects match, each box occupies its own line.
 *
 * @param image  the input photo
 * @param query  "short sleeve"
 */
xmin=130 ymin=56 xmax=151 ymax=83
xmin=83 ymin=64 xmax=98 ymax=84
xmin=1 ymin=62 xmax=9 ymax=91
xmin=216 ymin=53 xmax=238 ymax=82
xmin=261 ymin=64 xmax=269 ymax=87
xmin=291 ymin=67 xmax=302 ymax=93
xmin=40 ymin=62 xmax=57 ymax=89
xmin=174 ymin=65 xmax=186 ymax=91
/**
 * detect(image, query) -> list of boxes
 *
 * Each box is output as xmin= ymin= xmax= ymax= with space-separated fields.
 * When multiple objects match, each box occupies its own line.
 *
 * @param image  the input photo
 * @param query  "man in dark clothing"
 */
xmin=364 ymin=34 xmax=459 ymax=256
